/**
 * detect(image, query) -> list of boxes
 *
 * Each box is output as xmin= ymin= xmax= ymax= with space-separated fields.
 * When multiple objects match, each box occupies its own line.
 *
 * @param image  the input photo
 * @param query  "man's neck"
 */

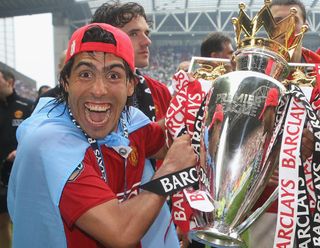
xmin=0 ymin=89 xmax=14 ymax=103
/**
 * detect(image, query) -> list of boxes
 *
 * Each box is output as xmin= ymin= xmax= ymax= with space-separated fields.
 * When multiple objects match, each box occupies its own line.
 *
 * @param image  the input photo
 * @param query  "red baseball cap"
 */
xmin=65 ymin=23 xmax=135 ymax=71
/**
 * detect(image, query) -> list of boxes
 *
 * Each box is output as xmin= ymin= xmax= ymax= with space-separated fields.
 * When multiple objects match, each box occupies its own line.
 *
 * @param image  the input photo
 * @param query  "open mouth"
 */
xmin=84 ymin=103 xmax=111 ymax=126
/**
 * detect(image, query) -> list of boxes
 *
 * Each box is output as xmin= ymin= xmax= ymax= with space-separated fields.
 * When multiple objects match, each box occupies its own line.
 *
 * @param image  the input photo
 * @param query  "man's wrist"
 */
xmin=140 ymin=166 xmax=198 ymax=196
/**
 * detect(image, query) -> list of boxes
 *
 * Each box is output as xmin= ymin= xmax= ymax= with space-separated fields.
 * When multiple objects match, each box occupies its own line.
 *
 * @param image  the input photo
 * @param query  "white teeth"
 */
xmin=85 ymin=109 xmax=111 ymax=125
xmin=85 ymin=103 xmax=110 ymax=112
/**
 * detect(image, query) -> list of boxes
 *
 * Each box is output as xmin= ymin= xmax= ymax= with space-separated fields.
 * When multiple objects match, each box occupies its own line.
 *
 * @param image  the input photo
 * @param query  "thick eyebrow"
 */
xmin=73 ymin=61 xmax=96 ymax=71
xmin=73 ymin=61 xmax=125 ymax=72
xmin=128 ymin=28 xmax=141 ymax=33
xmin=128 ymin=28 xmax=150 ymax=35
xmin=105 ymin=63 xmax=126 ymax=72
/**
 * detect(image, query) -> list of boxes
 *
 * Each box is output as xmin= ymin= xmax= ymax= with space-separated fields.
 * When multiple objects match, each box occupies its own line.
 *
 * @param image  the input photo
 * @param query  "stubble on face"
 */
xmin=65 ymin=52 xmax=134 ymax=139
xmin=120 ymin=16 xmax=151 ymax=69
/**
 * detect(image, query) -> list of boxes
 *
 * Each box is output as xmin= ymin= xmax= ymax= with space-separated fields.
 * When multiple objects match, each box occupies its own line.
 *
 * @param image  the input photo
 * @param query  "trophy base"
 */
xmin=189 ymin=227 xmax=244 ymax=248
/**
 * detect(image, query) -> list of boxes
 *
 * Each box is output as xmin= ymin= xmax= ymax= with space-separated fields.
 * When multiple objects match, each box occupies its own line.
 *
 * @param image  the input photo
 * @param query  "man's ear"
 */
xmin=8 ymin=78 xmax=15 ymax=88
xmin=127 ymin=79 xmax=135 ymax=97
xmin=61 ymin=78 xmax=69 ymax=93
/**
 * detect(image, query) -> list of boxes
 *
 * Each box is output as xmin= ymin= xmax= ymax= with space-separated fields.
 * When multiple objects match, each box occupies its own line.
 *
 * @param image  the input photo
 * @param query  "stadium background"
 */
xmin=1 ymin=0 xmax=320 ymax=100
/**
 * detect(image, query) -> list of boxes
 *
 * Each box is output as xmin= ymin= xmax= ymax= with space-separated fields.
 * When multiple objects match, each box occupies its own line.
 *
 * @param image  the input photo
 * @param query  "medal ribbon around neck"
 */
xmin=68 ymin=107 xmax=128 ymax=183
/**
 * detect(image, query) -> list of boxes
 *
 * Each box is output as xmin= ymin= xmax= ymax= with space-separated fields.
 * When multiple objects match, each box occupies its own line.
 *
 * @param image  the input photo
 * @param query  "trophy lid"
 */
xmin=232 ymin=0 xmax=308 ymax=81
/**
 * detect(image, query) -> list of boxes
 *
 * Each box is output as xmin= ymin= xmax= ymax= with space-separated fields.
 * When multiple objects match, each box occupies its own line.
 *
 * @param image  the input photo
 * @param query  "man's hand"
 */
xmin=301 ymin=128 xmax=314 ymax=161
xmin=6 ymin=150 xmax=16 ymax=162
xmin=268 ymin=127 xmax=315 ymax=187
xmin=176 ymin=226 xmax=190 ymax=248
xmin=155 ymin=134 xmax=197 ymax=178
xmin=269 ymin=167 xmax=279 ymax=186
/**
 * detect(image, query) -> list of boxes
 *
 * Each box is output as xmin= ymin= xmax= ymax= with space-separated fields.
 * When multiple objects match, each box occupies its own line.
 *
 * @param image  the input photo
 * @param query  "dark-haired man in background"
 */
xmin=0 ymin=69 xmax=33 ymax=248
xmin=200 ymin=31 xmax=234 ymax=61
xmin=92 ymin=2 xmax=171 ymax=124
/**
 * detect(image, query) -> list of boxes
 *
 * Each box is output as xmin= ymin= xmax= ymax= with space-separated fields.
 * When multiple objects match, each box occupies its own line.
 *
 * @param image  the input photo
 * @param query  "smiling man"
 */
xmin=65 ymin=51 xmax=134 ymax=139
xmin=91 ymin=4 xmax=181 ymax=247
xmin=7 ymin=23 xmax=196 ymax=248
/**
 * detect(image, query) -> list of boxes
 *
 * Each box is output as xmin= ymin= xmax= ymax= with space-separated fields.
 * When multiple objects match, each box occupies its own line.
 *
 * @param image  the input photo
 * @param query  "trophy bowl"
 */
xmin=189 ymin=70 xmax=286 ymax=247
xmin=187 ymin=0 xmax=312 ymax=245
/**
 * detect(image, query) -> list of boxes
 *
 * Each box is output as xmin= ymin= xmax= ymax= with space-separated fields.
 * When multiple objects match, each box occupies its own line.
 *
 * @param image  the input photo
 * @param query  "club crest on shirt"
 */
xmin=12 ymin=119 xmax=24 ymax=127
xmin=128 ymin=145 xmax=138 ymax=167
xmin=14 ymin=110 xmax=23 ymax=119
xmin=68 ymin=163 xmax=84 ymax=182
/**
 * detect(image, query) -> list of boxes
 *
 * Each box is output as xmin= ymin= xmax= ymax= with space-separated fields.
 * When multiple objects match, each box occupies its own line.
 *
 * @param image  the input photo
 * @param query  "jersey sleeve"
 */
xmin=59 ymin=151 xmax=117 ymax=228
xmin=144 ymin=122 xmax=165 ymax=157
xmin=144 ymin=75 xmax=172 ymax=120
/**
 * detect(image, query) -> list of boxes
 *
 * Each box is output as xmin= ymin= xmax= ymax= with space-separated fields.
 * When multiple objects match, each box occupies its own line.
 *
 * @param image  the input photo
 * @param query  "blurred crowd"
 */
xmin=14 ymin=80 xmax=37 ymax=101
xmin=142 ymin=45 xmax=196 ymax=84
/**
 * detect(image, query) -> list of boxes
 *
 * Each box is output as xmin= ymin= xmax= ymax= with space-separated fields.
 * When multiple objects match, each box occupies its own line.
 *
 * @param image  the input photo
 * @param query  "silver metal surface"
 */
xmin=234 ymin=48 xmax=290 ymax=82
xmin=189 ymin=70 xmax=286 ymax=247
xmin=189 ymin=57 xmax=318 ymax=80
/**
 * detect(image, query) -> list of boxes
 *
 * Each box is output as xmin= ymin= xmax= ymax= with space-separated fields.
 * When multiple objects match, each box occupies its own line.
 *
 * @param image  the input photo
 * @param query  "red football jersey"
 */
xmin=59 ymin=122 xmax=165 ymax=247
xmin=144 ymin=75 xmax=172 ymax=121
xmin=144 ymin=75 xmax=171 ymax=169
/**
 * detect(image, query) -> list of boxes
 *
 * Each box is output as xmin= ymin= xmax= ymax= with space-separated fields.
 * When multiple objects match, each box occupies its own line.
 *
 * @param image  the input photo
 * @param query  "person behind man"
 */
xmin=250 ymin=0 xmax=320 ymax=247
xmin=7 ymin=23 xmax=196 ymax=248
xmin=185 ymin=32 xmax=235 ymax=95
xmin=177 ymin=60 xmax=191 ymax=73
xmin=200 ymin=31 xmax=234 ymax=60
xmin=171 ymin=33 xmax=234 ymax=96
xmin=200 ymin=31 xmax=235 ymax=79
xmin=91 ymin=2 xmax=171 ymax=124
xmin=37 ymin=85 xmax=51 ymax=97
xmin=33 ymin=85 xmax=52 ymax=109
xmin=270 ymin=0 xmax=320 ymax=65
xmin=0 ymin=69 xmax=33 ymax=248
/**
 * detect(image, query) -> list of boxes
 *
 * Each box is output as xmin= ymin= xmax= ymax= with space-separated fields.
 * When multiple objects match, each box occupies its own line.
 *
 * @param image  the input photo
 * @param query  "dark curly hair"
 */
xmin=91 ymin=1 xmax=152 ymax=27
xmin=200 ymin=32 xmax=233 ymax=57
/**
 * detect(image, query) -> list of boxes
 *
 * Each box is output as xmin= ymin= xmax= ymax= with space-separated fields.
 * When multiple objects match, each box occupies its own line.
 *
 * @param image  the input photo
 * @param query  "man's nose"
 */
xmin=91 ymin=76 xmax=107 ymax=97
xmin=141 ymin=34 xmax=151 ymax=46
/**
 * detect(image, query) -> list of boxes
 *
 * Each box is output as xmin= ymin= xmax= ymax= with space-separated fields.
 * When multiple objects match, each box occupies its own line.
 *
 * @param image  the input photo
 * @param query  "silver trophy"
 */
xmin=189 ymin=68 xmax=286 ymax=247
xmin=189 ymin=1 xmax=310 ymax=247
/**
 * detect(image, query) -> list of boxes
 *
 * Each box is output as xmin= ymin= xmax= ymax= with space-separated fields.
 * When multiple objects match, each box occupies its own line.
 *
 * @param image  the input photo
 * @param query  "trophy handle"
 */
xmin=233 ymin=186 xmax=278 ymax=235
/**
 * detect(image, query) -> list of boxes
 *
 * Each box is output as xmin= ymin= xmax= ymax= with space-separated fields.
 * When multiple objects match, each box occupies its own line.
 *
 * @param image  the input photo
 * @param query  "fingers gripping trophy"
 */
xmin=167 ymin=1 xmax=320 ymax=247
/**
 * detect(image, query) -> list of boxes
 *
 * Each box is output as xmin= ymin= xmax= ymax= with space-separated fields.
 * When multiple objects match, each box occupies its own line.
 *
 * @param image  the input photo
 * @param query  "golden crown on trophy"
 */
xmin=232 ymin=0 xmax=308 ymax=61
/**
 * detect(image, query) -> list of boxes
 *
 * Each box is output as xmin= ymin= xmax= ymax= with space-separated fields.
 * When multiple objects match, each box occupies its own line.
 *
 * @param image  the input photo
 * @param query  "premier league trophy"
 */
xmin=188 ymin=1 xmax=310 ymax=247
